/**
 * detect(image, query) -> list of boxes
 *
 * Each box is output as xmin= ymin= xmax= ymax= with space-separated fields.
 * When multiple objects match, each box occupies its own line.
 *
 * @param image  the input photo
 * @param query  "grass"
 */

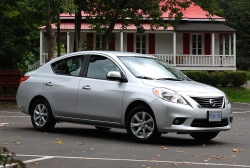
xmin=218 ymin=87 xmax=250 ymax=103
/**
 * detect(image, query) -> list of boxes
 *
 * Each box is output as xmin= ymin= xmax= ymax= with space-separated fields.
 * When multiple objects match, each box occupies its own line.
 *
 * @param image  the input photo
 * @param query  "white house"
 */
xmin=34 ymin=3 xmax=236 ymax=71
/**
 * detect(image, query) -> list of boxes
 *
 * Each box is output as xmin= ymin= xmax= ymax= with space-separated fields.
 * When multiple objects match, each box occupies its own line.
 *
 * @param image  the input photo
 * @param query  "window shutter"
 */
xmin=108 ymin=33 xmax=115 ymax=51
xmin=148 ymin=34 xmax=155 ymax=54
xmin=183 ymin=33 xmax=190 ymax=54
xmin=127 ymin=33 xmax=134 ymax=52
xmin=204 ymin=33 xmax=211 ymax=55
xmin=87 ymin=33 xmax=93 ymax=50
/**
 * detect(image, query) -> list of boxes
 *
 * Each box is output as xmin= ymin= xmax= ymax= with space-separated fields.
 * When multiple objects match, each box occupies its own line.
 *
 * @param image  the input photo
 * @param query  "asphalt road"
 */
xmin=0 ymin=103 xmax=250 ymax=168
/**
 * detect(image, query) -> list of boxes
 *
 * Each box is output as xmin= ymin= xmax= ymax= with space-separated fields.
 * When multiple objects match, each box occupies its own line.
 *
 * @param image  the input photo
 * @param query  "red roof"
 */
xmin=60 ymin=2 xmax=224 ymax=20
xmin=40 ymin=2 xmax=224 ymax=30
xmin=39 ymin=23 xmax=174 ymax=31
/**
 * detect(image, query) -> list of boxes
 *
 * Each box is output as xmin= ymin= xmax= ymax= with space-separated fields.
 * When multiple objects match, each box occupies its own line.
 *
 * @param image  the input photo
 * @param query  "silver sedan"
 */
xmin=17 ymin=51 xmax=233 ymax=142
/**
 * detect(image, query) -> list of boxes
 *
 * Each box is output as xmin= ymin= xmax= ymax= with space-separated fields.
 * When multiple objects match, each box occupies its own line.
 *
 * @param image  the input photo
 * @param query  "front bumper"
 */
xmin=150 ymin=98 xmax=233 ymax=133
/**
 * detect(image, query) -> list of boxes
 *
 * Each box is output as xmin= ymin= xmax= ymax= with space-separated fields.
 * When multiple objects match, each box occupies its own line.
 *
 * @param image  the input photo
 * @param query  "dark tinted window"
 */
xmin=51 ymin=56 xmax=84 ymax=76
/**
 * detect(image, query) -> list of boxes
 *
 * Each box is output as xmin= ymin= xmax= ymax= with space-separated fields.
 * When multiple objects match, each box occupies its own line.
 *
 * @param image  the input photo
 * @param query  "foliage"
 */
xmin=216 ymin=0 xmax=250 ymax=70
xmin=230 ymin=71 xmax=248 ymax=87
xmin=183 ymin=70 xmax=248 ymax=87
xmin=183 ymin=70 xmax=210 ymax=84
xmin=0 ymin=0 xmax=43 ymax=71
xmin=0 ymin=146 xmax=25 ymax=168
xmin=78 ymin=0 xmax=218 ymax=50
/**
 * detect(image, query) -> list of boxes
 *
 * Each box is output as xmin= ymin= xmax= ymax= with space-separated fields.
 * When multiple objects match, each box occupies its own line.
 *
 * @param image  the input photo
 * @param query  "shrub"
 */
xmin=220 ymin=71 xmax=232 ymax=87
xmin=0 ymin=146 xmax=25 ymax=168
xmin=230 ymin=71 xmax=248 ymax=87
xmin=183 ymin=71 xmax=210 ymax=84
xmin=209 ymin=71 xmax=223 ymax=87
xmin=183 ymin=70 xmax=248 ymax=87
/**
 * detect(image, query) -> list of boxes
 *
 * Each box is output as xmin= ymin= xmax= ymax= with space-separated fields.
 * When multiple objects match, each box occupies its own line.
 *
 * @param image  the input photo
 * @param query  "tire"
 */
xmin=31 ymin=99 xmax=56 ymax=132
xmin=126 ymin=106 xmax=161 ymax=142
xmin=190 ymin=132 xmax=219 ymax=141
xmin=95 ymin=126 xmax=111 ymax=131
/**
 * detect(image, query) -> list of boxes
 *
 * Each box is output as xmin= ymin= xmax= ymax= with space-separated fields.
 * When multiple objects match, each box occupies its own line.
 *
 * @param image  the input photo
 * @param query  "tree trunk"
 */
xmin=102 ymin=17 xmax=117 ymax=50
xmin=73 ymin=8 xmax=82 ymax=52
xmin=45 ymin=0 xmax=56 ymax=62
xmin=57 ymin=12 xmax=61 ymax=57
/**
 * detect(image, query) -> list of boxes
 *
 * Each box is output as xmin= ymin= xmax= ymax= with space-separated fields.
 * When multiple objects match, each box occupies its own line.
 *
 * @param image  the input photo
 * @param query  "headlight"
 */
xmin=224 ymin=94 xmax=230 ymax=104
xmin=153 ymin=88 xmax=187 ymax=105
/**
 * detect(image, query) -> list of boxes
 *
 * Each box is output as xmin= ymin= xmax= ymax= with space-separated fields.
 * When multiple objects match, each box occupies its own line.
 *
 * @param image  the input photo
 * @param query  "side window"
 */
xmin=51 ymin=56 xmax=84 ymax=76
xmin=87 ymin=55 xmax=121 ymax=80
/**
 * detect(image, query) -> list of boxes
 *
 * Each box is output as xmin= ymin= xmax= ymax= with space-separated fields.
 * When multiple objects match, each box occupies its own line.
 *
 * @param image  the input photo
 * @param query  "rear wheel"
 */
xmin=190 ymin=132 xmax=219 ymax=141
xmin=126 ymin=106 xmax=161 ymax=142
xmin=31 ymin=99 xmax=56 ymax=132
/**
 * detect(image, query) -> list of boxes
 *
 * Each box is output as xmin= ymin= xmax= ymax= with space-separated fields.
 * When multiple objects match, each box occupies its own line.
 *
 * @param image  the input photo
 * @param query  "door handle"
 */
xmin=45 ymin=82 xmax=53 ymax=86
xmin=82 ymin=85 xmax=91 ymax=90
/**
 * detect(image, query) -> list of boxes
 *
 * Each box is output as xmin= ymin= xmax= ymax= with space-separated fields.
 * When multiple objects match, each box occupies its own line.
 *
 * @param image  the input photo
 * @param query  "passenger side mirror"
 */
xmin=107 ymin=71 xmax=128 ymax=83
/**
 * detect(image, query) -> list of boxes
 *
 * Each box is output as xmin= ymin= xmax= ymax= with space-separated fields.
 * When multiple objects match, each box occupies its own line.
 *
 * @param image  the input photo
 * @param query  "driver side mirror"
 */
xmin=107 ymin=71 xmax=128 ymax=83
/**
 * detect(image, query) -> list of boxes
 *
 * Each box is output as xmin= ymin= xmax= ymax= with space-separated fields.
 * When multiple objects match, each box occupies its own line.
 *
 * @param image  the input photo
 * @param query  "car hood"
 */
xmin=142 ymin=79 xmax=222 ymax=94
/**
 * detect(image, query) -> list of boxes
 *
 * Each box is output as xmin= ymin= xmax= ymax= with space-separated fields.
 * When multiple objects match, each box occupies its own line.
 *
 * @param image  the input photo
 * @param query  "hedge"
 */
xmin=182 ymin=71 xmax=248 ymax=87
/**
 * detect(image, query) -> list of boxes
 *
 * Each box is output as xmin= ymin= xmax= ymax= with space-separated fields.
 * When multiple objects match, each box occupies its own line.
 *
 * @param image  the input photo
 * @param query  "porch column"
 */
xmin=40 ymin=31 xmax=43 ymax=66
xmin=233 ymin=33 xmax=236 ymax=67
xmin=67 ymin=32 xmax=70 ymax=54
xmin=212 ymin=33 xmax=215 ymax=66
xmin=173 ymin=32 xmax=176 ymax=66
xmin=120 ymin=31 xmax=124 ymax=51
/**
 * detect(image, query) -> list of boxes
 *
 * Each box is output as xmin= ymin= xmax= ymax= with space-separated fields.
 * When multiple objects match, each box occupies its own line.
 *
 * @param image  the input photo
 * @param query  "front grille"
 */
xmin=191 ymin=119 xmax=228 ymax=127
xmin=190 ymin=96 xmax=224 ymax=108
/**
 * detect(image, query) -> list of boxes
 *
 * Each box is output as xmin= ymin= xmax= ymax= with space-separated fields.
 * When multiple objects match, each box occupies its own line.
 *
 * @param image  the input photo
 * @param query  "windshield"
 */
xmin=119 ymin=56 xmax=189 ymax=81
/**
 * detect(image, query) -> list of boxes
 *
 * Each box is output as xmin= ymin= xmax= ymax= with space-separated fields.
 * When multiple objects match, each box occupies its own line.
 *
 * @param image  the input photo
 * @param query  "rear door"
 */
xmin=44 ymin=55 xmax=85 ymax=118
xmin=77 ymin=54 xmax=125 ymax=123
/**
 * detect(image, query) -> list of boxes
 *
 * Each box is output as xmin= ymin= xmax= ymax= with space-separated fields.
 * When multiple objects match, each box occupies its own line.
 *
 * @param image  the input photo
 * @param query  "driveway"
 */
xmin=0 ymin=103 xmax=250 ymax=168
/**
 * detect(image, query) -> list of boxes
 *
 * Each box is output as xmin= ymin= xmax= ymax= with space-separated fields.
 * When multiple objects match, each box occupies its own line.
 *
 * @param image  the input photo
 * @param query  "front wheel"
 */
xmin=190 ymin=132 xmax=219 ymax=141
xmin=126 ymin=106 xmax=161 ymax=142
xmin=31 ymin=99 xmax=56 ymax=132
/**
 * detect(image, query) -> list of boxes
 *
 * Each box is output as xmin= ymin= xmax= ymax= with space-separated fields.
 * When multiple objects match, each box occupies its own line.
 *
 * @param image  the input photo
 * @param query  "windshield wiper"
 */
xmin=156 ymin=78 xmax=183 ymax=81
xmin=135 ymin=76 xmax=155 ymax=80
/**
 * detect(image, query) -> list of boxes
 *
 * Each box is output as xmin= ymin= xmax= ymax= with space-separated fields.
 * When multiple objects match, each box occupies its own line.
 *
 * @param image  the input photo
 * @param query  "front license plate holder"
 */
xmin=208 ymin=111 xmax=222 ymax=122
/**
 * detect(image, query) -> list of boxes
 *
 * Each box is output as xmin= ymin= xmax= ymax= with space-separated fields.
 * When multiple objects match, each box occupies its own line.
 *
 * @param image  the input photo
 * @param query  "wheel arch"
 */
xmin=125 ymin=100 xmax=153 ymax=122
xmin=28 ymin=96 xmax=50 ymax=115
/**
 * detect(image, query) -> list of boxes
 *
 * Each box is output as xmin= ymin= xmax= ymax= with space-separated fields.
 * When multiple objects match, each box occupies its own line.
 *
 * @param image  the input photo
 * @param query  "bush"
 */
xmin=209 ymin=71 xmax=223 ymax=87
xmin=183 ymin=70 xmax=248 ymax=87
xmin=0 ymin=146 xmax=25 ymax=168
xmin=220 ymin=71 xmax=232 ymax=87
xmin=183 ymin=71 xmax=210 ymax=84
xmin=230 ymin=71 xmax=248 ymax=87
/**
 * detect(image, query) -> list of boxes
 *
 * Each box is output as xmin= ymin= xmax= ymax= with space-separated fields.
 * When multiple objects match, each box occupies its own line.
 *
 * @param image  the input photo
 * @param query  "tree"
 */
xmin=0 ymin=0 xmax=43 ymax=71
xmin=74 ymin=0 xmax=218 ymax=50
xmin=43 ymin=0 xmax=75 ymax=61
xmin=216 ymin=0 xmax=250 ymax=70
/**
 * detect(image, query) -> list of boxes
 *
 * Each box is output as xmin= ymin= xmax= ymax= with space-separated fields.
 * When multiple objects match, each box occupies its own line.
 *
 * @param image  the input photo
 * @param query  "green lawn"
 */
xmin=218 ymin=87 xmax=250 ymax=103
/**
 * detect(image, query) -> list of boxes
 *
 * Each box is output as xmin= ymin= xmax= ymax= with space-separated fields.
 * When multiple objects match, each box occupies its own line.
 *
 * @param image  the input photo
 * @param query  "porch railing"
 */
xmin=28 ymin=53 xmax=48 ymax=70
xmin=155 ymin=54 xmax=235 ymax=67
xmin=28 ymin=53 xmax=235 ymax=71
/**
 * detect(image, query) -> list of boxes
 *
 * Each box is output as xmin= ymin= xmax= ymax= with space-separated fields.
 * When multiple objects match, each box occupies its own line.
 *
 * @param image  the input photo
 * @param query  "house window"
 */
xmin=219 ymin=34 xmax=232 ymax=55
xmin=136 ymin=34 xmax=146 ymax=54
xmin=192 ymin=34 xmax=203 ymax=55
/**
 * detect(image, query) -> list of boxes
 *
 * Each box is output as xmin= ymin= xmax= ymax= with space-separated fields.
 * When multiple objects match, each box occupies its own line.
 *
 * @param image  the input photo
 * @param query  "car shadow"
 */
xmin=20 ymin=125 xmax=225 ymax=147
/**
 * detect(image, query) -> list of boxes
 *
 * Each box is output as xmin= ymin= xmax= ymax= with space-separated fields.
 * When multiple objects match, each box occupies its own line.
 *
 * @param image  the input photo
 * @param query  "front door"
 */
xmin=77 ymin=55 xmax=125 ymax=123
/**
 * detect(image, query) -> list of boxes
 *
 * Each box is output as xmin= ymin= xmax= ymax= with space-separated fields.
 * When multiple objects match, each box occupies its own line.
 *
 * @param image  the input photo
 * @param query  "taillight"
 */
xmin=19 ymin=76 xmax=30 ymax=85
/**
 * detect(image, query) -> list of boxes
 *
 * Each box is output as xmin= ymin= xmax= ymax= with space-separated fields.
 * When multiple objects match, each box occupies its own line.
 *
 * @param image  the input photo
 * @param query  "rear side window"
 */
xmin=51 ymin=56 xmax=84 ymax=76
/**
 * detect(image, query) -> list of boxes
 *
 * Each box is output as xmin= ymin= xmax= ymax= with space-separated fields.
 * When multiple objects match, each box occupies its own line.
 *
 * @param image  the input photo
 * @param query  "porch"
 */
xmin=29 ymin=53 xmax=235 ymax=71
xmin=35 ymin=26 xmax=237 ymax=71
